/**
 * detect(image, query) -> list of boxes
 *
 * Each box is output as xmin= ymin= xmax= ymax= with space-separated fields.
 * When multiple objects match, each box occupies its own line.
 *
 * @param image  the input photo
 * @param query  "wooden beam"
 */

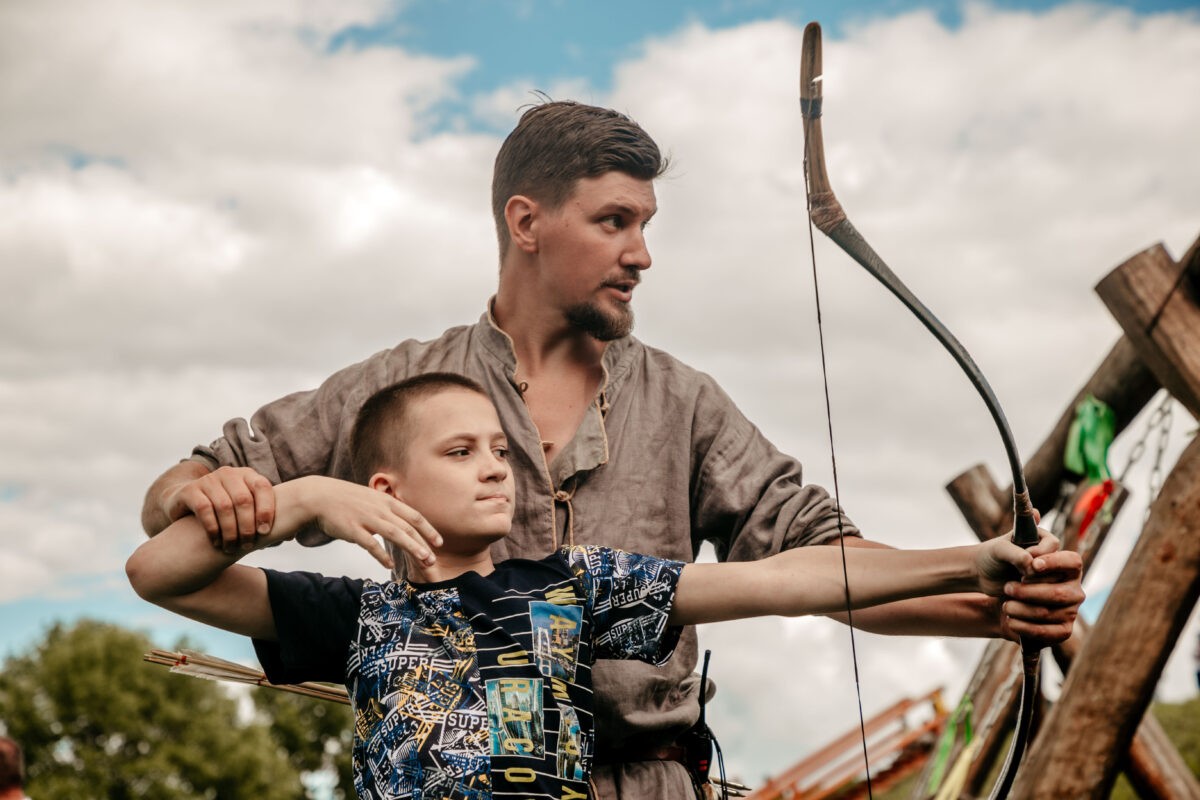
xmin=1010 ymin=433 xmax=1200 ymax=798
xmin=1096 ymin=238 xmax=1200 ymax=419
xmin=1051 ymin=618 xmax=1200 ymax=800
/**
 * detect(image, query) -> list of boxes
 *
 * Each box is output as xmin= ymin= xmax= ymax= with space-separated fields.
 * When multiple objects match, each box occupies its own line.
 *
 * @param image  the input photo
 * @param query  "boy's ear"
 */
xmin=368 ymin=471 xmax=402 ymax=499
xmin=505 ymin=195 xmax=540 ymax=254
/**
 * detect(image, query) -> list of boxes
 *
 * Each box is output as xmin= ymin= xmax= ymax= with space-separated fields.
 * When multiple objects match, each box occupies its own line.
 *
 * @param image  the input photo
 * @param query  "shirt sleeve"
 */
xmin=252 ymin=570 xmax=363 ymax=685
xmin=564 ymin=546 xmax=684 ymax=666
xmin=686 ymin=372 xmax=861 ymax=560
xmin=189 ymin=328 xmax=475 ymax=546
xmin=190 ymin=349 xmax=400 ymax=486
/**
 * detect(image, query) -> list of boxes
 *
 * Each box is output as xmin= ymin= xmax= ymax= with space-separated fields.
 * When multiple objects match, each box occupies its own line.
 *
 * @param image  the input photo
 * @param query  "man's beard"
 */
xmin=565 ymin=301 xmax=634 ymax=341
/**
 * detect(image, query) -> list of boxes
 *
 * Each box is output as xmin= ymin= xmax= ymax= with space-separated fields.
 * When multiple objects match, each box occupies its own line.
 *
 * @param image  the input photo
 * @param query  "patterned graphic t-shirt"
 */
xmin=254 ymin=545 xmax=684 ymax=800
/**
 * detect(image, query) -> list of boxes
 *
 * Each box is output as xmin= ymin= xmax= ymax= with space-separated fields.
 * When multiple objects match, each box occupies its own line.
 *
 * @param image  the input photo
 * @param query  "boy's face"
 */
xmin=388 ymin=388 xmax=514 ymax=544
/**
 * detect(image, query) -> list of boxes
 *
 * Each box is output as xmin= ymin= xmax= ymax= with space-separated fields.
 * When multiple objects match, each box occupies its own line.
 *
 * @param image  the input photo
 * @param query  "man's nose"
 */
xmin=621 ymin=230 xmax=652 ymax=271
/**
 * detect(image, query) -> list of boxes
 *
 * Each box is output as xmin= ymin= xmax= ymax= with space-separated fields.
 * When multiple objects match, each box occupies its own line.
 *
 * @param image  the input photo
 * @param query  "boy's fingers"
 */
xmin=1028 ymin=550 xmax=1083 ymax=581
xmin=352 ymin=531 xmax=395 ymax=570
xmin=375 ymin=521 xmax=436 ymax=566
xmin=387 ymin=498 xmax=442 ymax=547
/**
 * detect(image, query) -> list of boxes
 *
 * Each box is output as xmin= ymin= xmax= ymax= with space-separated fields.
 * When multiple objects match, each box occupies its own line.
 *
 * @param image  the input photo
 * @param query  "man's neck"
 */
xmin=492 ymin=283 xmax=606 ymax=378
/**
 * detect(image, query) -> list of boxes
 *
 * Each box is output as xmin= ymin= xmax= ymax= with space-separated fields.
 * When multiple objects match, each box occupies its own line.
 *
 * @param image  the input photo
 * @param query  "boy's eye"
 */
xmin=494 ymin=447 xmax=509 ymax=460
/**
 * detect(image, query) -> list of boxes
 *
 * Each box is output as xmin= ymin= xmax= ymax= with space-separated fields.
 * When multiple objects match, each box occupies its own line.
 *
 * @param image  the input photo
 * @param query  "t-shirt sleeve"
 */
xmin=563 ymin=546 xmax=684 ymax=666
xmin=252 ymin=570 xmax=363 ymax=685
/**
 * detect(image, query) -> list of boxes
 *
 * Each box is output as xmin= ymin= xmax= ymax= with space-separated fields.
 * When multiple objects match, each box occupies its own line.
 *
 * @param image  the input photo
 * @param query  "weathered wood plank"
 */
xmin=1096 ymin=239 xmax=1200 ymax=419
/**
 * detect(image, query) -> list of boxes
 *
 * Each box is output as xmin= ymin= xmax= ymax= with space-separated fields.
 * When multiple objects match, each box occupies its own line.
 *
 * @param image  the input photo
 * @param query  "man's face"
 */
xmin=391 ymin=389 xmax=515 ymax=545
xmin=536 ymin=171 xmax=657 ymax=341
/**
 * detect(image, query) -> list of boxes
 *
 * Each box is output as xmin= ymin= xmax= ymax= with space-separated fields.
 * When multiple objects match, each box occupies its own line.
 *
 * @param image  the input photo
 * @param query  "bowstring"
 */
xmin=802 ymin=92 xmax=875 ymax=800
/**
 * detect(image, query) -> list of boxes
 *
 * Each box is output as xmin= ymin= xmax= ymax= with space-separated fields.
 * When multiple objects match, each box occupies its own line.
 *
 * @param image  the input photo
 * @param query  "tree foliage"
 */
xmin=0 ymin=620 xmax=308 ymax=799
xmin=251 ymin=684 xmax=355 ymax=798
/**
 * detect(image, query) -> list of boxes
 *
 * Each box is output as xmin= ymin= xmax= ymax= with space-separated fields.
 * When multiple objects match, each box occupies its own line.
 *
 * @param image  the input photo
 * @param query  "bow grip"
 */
xmin=1012 ymin=489 xmax=1039 ymax=549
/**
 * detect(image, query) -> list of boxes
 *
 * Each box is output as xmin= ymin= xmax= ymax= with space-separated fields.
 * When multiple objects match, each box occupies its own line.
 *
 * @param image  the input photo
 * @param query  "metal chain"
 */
xmin=1146 ymin=397 xmax=1174 ymax=512
xmin=1117 ymin=390 xmax=1170 ymax=482
xmin=1117 ymin=391 xmax=1175 ymax=521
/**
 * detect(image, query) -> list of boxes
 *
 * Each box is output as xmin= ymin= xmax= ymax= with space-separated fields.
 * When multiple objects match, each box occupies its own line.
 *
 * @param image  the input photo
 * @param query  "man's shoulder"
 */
xmin=357 ymin=315 xmax=506 ymax=381
xmin=609 ymin=336 xmax=722 ymax=390
xmin=378 ymin=318 xmax=482 ymax=358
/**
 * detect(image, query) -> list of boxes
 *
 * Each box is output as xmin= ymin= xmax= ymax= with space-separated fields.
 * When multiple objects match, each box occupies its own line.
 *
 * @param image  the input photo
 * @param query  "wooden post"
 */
xmin=1051 ymin=619 xmax=1200 ymax=800
xmin=1096 ymin=238 xmax=1200 ymax=419
xmin=1009 ymin=433 xmax=1200 ymax=798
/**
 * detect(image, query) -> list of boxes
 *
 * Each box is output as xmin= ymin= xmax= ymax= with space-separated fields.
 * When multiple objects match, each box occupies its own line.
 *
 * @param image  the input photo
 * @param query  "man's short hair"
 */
xmin=350 ymin=373 xmax=490 ymax=484
xmin=491 ymin=100 xmax=668 ymax=252
xmin=0 ymin=736 xmax=25 ymax=791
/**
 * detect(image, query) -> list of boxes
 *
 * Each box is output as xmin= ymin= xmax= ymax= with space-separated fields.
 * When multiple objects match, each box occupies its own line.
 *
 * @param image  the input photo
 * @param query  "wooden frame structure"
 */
xmin=911 ymin=235 xmax=1200 ymax=799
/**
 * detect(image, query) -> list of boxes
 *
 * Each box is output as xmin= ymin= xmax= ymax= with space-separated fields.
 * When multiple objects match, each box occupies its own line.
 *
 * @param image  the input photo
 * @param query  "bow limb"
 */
xmin=799 ymin=21 xmax=1040 ymax=800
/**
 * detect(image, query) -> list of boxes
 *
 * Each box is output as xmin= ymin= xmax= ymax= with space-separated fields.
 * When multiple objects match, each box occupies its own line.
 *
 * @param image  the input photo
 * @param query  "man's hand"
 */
xmin=161 ymin=465 xmax=276 ymax=552
xmin=975 ymin=529 xmax=1084 ymax=647
xmin=284 ymin=476 xmax=443 ymax=571
xmin=999 ymin=548 xmax=1084 ymax=647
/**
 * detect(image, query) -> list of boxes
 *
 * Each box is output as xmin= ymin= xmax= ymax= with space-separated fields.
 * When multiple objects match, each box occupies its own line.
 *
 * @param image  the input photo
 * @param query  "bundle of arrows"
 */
xmin=143 ymin=648 xmax=349 ymax=705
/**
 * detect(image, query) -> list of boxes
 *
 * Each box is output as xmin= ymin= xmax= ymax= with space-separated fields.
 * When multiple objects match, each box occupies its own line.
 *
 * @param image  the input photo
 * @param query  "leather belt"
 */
xmin=593 ymin=744 xmax=688 ymax=766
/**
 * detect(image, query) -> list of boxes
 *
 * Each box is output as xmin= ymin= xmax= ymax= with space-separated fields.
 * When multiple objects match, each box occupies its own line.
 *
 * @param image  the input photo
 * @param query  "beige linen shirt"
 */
xmin=192 ymin=307 xmax=859 ymax=797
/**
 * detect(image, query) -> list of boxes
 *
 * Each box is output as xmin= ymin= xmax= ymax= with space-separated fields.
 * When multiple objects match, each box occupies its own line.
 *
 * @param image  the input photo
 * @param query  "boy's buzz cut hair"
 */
xmin=491 ymin=99 xmax=668 ymax=253
xmin=350 ymin=373 xmax=490 ymax=484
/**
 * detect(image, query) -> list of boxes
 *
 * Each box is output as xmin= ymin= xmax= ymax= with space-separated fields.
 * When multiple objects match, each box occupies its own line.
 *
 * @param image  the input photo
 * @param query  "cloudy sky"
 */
xmin=2 ymin=0 xmax=1199 ymax=786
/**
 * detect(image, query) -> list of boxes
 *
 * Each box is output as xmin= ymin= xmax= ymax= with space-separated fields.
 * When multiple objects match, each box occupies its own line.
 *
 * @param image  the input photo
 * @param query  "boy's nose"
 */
xmin=482 ymin=457 xmax=508 ymax=481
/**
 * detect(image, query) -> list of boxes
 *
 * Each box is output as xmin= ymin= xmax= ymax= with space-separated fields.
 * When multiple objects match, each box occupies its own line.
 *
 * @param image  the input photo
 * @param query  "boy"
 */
xmin=127 ymin=374 xmax=1070 ymax=800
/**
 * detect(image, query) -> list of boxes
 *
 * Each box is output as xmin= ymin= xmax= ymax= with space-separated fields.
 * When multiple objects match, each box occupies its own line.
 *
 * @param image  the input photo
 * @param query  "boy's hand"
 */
xmin=162 ymin=466 xmax=276 ymax=553
xmin=977 ymin=528 xmax=1084 ymax=647
xmin=294 ymin=477 xmax=442 ymax=571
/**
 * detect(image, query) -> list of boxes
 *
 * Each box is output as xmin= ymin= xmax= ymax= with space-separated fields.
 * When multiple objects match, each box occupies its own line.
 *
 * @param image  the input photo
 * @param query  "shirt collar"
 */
xmin=477 ymin=297 xmax=635 ymax=391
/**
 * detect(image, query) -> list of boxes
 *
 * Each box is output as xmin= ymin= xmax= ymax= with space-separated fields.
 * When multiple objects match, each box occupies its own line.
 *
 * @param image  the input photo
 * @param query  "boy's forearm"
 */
xmin=673 ymin=545 xmax=981 ymax=626
xmin=773 ymin=545 xmax=980 ymax=614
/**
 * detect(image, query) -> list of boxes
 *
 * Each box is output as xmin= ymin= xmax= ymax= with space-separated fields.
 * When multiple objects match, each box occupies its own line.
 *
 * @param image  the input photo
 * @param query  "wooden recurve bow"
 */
xmin=798 ymin=21 xmax=1041 ymax=800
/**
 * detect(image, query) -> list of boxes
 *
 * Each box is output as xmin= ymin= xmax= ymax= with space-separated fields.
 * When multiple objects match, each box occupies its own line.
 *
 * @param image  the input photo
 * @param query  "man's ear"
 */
xmin=369 ymin=471 xmax=403 ymax=499
xmin=504 ymin=195 xmax=540 ymax=254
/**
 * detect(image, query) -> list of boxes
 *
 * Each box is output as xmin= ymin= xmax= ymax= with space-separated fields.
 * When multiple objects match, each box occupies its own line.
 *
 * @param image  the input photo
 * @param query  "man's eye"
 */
xmin=448 ymin=448 xmax=469 ymax=457
xmin=601 ymin=215 xmax=623 ymax=228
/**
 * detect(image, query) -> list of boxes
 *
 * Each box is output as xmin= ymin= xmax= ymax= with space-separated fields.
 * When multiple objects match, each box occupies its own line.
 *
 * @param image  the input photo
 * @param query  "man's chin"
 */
xmin=566 ymin=303 xmax=633 ymax=341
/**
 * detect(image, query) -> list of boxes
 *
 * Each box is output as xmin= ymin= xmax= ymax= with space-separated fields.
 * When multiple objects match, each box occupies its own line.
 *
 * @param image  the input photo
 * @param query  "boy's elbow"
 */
xmin=126 ymin=550 xmax=166 ymax=604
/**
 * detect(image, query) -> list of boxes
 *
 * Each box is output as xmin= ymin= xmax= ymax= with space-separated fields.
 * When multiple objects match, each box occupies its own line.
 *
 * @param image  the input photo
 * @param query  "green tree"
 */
xmin=252 ymin=685 xmax=355 ymax=798
xmin=0 ymin=619 xmax=305 ymax=799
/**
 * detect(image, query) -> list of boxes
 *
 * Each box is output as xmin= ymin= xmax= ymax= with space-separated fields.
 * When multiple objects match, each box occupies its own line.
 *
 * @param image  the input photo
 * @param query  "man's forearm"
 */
xmin=828 ymin=591 xmax=1004 ymax=638
xmin=141 ymin=460 xmax=211 ymax=536
xmin=130 ymin=479 xmax=313 ymax=600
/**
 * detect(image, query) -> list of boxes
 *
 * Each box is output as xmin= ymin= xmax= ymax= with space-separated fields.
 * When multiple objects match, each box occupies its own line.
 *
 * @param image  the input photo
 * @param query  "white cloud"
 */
xmin=2 ymin=0 xmax=1199 ymax=785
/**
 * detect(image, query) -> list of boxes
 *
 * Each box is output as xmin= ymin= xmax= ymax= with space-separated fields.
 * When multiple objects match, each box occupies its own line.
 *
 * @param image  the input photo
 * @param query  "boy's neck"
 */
xmin=405 ymin=547 xmax=496 ymax=584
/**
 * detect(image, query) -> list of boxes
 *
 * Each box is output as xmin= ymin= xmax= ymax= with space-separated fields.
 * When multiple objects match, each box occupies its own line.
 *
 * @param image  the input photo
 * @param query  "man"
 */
xmin=0 ymin=737 xmax=29 ymax=800
xmin=142 ymin=101 xmax=1083 ymax=798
